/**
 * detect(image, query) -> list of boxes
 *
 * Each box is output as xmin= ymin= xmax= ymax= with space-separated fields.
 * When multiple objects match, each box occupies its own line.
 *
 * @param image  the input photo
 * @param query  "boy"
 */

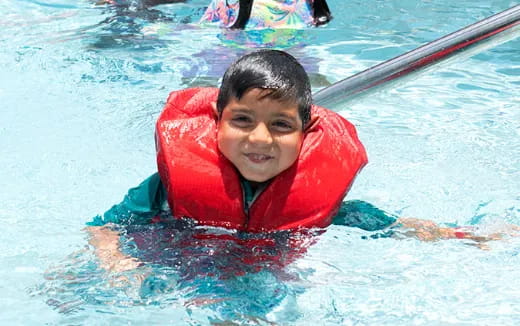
xmin=88 ymin=49 xmax=373 ymax=271
xmin=88 ymin=50 xmax=503 ymax=272
xmin=90 ymin=50 xmax=368 ymax=231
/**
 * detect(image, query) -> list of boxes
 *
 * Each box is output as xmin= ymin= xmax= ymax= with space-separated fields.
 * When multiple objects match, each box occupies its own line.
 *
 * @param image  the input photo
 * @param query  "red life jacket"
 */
xmin=156 ymin=87 xmax=367 ymax=232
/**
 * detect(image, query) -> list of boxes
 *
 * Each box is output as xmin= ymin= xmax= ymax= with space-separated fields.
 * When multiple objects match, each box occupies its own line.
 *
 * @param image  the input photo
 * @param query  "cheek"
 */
xmin=279 ymin=134 xmax=303 ymax=163
xmin=216 ymin=129 xmax=228 ymax=155
xmin=217 ymin=125 xmax=240 ymax=156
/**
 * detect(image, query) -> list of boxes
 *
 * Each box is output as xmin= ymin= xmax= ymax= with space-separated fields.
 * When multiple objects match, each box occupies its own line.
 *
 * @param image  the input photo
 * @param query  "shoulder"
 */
xmin=302 ymin=105 xmax=367 ymax=165
xmin=163 ymin=88 xmax=219 ymax=114
xmin=311 ymin=105 xmax=360 ymax=137
xmin=158 ymin=88 xmax=219 ymax=133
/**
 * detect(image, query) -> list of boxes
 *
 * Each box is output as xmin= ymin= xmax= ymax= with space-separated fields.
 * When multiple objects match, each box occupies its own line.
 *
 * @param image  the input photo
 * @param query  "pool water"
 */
xmin=1 ymin=0 xmax=519 ymax=324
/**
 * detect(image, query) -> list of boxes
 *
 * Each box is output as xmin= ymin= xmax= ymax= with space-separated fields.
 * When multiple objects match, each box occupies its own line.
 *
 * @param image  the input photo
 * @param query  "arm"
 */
xmin=87 ymin=172 xmax=167 ymax=226
xmin=85 ymin=225 xmax=142 ymax=273
xmin=86 ymin=173 xmax=167 ymax=271
xmin=333 ymin=200 xmax=517 ymax=243
xmin=333 ymin=200 xmax=397 ymax=232
xmin=391 ymin=217 xmax=516 ymax=243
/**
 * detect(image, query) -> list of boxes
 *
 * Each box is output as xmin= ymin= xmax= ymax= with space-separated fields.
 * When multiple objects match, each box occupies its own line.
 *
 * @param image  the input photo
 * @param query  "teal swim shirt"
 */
xmin=88 ymin=173 xmax=397 ymax=231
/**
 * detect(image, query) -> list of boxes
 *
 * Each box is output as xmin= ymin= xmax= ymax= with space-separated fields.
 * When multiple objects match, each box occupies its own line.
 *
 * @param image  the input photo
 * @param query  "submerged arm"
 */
xmin=333 ymin=200 xmax=516 ymax=243
xmin=86 ymin=225 xmax=141 ymax=272
xmin=86 ymin=173 xmax=168 ymax=271
xmin=390 ymin=217 xmax=514 ymax=242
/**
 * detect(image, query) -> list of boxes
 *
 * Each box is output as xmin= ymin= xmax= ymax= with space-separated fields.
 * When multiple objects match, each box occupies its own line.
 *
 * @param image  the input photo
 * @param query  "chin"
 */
xmin=244 ymin=176 xmax=270 ymax=183
xmin=242 ymin=172 xmax=272 ymax=183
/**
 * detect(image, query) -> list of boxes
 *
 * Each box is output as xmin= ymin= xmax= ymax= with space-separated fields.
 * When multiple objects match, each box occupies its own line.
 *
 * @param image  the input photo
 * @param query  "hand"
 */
xmin=85 ymin=225 xmax=142 ymax=273
xmin=394 ymin=218 xmax=455 ymax=241
xmin=95 ymin=0 xmax=115 ymax=5
xmin=97 ymin=250 xmax=142 ymax=273
xmin=394 ymin=218 xmax=519 ymax=243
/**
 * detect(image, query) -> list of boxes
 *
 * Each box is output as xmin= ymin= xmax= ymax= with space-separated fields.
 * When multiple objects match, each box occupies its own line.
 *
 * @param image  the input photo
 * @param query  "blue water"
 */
xmin=1 ymin=0 xmax=519 ymax=324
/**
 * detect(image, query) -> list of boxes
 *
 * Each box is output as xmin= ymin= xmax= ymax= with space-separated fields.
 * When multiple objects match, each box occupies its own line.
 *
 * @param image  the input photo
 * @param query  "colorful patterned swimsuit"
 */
xmin=200 ymin=0 xmax=316 ymax=29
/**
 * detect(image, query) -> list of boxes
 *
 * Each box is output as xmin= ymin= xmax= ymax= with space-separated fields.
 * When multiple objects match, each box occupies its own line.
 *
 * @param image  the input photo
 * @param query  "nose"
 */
xmin=248 ymin=123 xmax=273 ymax=146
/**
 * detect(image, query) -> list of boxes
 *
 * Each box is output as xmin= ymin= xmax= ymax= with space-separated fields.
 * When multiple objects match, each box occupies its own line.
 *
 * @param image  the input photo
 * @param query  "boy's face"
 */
xmin=217 ymin=88 xmax=304 ymax=183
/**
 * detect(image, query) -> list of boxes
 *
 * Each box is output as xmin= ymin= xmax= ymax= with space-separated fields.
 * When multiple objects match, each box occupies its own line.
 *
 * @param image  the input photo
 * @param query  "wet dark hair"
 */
xmin=216 ymin=50 xmax=312 ymax=127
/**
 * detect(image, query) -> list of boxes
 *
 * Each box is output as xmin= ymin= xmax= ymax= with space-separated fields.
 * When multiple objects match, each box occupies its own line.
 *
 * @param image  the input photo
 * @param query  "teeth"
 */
xmin=248 ymin=153 xmax=271 ymax=160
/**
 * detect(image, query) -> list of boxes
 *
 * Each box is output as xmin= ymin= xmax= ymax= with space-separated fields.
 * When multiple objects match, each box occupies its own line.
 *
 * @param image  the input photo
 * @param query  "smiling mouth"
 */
xmin=245 ymin=153 xmax=274 ymax=163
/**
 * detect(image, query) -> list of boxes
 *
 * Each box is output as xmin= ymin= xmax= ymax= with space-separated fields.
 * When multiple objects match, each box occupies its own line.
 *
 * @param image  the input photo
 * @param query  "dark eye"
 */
xmin=272 ymin=120 xmax=294 ymax=132
xmin=231 ymin=115 xmax=253 ymax=127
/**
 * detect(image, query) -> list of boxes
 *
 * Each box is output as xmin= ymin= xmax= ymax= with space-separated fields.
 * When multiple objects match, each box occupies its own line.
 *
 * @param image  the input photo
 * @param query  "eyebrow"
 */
xmin=273 ymin=113 xmax=299 ymax=123
xmin=229 ymin=108 xmax=252 ymax=114
xmin=230 ymin=108 xmax=299 ymax=121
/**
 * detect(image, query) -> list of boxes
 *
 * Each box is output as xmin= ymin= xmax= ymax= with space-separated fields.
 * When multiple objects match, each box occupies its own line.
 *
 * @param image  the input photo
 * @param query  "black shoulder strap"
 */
xmin=313 ymin=0 xmax=332 ymax=26
xmin=230 ymin=0 xmax=254 ymax=29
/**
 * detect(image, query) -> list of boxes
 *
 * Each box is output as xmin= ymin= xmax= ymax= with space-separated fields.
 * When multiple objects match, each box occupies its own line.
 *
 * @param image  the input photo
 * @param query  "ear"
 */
xmin=210 ymin=101 xmax=219 ymax=118
xmin=304 ymin=114 xmax=320 ymax=133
